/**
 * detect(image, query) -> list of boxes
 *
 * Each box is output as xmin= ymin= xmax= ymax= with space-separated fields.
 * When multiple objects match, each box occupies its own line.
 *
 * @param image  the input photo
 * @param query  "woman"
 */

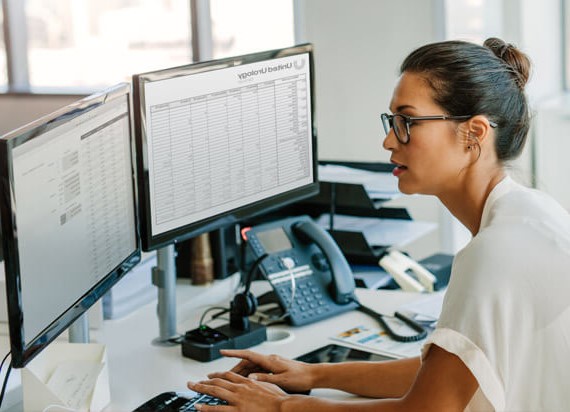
xmin=187 ymin=38 xmax=570 ymax=411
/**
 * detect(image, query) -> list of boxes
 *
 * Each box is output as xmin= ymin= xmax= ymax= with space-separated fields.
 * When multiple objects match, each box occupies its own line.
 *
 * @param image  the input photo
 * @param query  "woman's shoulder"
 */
xmin=449 ymin=184 xmax=570 ymax=298
xmin=484 ymin=181 xmax=570 ymax=243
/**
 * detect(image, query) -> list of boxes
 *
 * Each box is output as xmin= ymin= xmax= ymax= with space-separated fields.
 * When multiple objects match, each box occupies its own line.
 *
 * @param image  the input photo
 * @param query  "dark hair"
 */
xmin=400 ymin=37 xmax=531 ymax=161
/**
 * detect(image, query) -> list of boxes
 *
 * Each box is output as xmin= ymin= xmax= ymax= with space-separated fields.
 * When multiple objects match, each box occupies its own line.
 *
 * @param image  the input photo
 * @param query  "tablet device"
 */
xmin=295 ymin=343 xmax=395 ymax=363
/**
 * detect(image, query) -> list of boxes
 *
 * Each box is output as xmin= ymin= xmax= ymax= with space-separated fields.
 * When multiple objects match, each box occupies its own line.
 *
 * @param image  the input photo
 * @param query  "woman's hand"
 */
xmin=209 ymin=349 xmax=315 ymax=393
xmin=187 ymin=371 xmax=288 ymax=412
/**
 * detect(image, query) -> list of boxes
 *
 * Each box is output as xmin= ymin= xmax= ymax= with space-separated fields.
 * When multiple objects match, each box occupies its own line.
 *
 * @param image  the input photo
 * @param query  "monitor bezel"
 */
xmin=0 ymin=83 xmax=141 ymax=368
xmin=132 ymin=43 xmax=319 ymax=251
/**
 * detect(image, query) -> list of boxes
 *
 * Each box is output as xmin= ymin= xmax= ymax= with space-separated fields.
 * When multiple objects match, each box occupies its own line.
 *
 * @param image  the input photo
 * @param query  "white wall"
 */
xmin=295 ymin=0 xmax=449 ymax=259
xmin=296 ymin=0 xmax=444 ymax=163
xmin=503 ymin=0 xmax=563 ymax=188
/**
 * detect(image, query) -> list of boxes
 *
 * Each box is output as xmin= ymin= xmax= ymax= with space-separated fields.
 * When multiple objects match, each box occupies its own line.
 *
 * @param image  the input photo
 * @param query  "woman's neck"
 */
xmin=438 ymin=168 xmax=505 ymax=237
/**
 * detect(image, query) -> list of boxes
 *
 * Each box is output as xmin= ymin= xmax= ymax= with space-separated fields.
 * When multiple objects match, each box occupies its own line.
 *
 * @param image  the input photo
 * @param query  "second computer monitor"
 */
xmin=0 ymin=83 xmax=140 ymax=367
xmin=133 ymin=43 xmax=318 ymax=251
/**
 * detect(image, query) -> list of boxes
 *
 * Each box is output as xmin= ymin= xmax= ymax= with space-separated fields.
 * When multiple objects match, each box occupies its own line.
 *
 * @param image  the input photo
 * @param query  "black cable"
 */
xmin=199 ymin=306 xmax=230 ymax=326
xmin=353 ymin=299 xmax=427 ymax=343
xmin=0 ymin=352 xmax=10 ymax=375
xmin=243 ymin=253 xmax=268 ymax=295
xmin=0 ymin=359 xmax=13 ymax=408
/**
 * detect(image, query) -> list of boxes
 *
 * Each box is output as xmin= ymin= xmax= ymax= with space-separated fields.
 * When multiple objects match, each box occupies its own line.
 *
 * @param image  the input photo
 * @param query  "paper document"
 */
xmin=317 ymin=214 xmax=436 ymax=247
xmin=46 ymin=360 xmax=104 ymax=410
xmin=331 ymin=321 xmax=427 ymax=359
xmin=397 ymin=291 xmax=446 ymax=323
xmin=318 ymin=164 xmax=401 ymax=200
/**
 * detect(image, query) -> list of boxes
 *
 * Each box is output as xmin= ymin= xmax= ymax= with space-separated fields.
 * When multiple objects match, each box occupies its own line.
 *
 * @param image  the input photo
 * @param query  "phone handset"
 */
xmin=245 ymin=215 xmax=358 ymax=326
xmin=379 ymin=250 xmax=436 ymax=293
xmin=291 ymin=220 xmax=356 ymax=304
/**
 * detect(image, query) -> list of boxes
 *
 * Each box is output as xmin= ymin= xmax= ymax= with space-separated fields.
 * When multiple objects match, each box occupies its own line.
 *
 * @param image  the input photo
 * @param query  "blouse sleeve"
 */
xmin=421 ymin=232 xmax=512 ymax=411
xmin=422 ymin=328 xmax=504 ymax=410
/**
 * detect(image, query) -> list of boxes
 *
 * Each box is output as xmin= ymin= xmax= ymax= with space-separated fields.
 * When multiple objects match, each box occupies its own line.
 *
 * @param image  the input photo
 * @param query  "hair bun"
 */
xmin=484 ymin=37 xmax=531 ymax=89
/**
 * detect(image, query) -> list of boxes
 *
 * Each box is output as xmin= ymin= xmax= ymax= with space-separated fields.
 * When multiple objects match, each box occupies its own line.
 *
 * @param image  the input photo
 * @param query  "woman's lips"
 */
xmin=391 ymin=161 xmax=408 ymax=177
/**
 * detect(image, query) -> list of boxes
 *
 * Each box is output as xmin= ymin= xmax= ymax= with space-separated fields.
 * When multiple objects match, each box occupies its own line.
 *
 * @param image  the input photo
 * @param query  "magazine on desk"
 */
xmin=330 ymin=322 xmax=427 ymax=359
xmin=331 ymin=292 xmax=445 ymax=359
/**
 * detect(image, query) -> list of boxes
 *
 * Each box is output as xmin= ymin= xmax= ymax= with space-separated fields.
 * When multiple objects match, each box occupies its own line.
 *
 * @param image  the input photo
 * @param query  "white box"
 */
xmin=22 ymin=343 xmax=110 ymax=412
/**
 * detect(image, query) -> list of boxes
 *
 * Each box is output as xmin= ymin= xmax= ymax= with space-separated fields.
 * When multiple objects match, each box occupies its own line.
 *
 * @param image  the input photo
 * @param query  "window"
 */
xmin=445 ymin=0 xmax=502 ymax=43
xmin=25 ymin=0 xmax=192 ymax=89
xmin=0 ymin=7 xmax=7 ymax=88
xmin=210 ymin=0 xmax=294 ymax=59
xmin=1 ymin=0 xmax=296 ymax=92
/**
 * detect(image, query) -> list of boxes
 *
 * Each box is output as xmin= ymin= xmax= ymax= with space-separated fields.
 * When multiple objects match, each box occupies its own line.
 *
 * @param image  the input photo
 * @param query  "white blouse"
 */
xmin=422 ymin=176 xmax=570 ymax=411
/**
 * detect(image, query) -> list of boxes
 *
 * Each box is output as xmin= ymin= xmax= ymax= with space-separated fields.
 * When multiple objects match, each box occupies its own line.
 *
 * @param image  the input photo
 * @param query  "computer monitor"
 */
xmin=132 ymin=43 xmax=318 ymax=251
xmin=0 ymin=83 xmax=141 ymax=368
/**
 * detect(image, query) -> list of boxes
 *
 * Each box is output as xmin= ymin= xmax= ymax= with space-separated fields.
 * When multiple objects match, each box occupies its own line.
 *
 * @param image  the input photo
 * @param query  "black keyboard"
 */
xmin=133 ymin=391 xmax=227 ymax=411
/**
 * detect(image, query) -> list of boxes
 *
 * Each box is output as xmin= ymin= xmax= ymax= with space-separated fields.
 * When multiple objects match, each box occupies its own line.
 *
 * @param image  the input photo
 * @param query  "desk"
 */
xmin=0 ymin=276 xmax=429 ymax=411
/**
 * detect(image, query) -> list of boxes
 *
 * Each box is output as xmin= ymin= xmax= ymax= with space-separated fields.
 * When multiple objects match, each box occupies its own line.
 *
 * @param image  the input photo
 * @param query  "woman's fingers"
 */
xmin=187 ymin=379 xmax=234 ymax=401
xmin=221 ymin=350 xmax=287 ymax=372
xmin=190 ymin=372 xmax=249 ymax=391
xmin=189 ymin=374 xmax=286 ymax=412
xmin=225 ymin=359 xmax=260 ymax=376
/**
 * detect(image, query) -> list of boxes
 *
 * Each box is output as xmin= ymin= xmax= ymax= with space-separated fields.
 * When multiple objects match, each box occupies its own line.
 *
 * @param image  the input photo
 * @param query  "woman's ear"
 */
xmin=467 ymin=115 xmax=494 ymax=146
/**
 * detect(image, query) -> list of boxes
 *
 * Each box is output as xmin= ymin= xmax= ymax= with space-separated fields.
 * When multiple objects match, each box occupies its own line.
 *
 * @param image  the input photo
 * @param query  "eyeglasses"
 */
xmin=381 ymin=113 xmax=497 ymax=144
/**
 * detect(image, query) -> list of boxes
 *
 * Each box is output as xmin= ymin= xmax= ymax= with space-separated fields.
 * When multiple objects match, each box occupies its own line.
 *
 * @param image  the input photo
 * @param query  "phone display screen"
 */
xmin=256 ymin=227 xmax=292 ymax=254
xmin=295 ymin=344 xmax=395 ymax=363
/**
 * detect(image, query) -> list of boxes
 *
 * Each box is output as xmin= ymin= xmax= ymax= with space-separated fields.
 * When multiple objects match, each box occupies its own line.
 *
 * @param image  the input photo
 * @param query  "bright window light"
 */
xmin=210 ymin=0 xmax=294 ymax=59
xmin=25 ymin=0 xmax=192 ymax=90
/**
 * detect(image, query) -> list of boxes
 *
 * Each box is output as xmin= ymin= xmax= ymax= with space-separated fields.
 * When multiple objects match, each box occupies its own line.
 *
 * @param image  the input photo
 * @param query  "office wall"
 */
xmin=503 ymin=0 xmax=563 ymax=188
xmin=296 ymin=0 xmax=444 ymax=164
xmin=296 ymin=0 xmax=448 ymax=259
xmin=0 ymin=94 xmax=85 ymax=135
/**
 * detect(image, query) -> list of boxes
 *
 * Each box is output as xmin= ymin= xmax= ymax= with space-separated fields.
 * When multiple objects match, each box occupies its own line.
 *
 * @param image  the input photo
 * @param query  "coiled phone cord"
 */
xmin=353 ymin=300 xmax=428 ymax=343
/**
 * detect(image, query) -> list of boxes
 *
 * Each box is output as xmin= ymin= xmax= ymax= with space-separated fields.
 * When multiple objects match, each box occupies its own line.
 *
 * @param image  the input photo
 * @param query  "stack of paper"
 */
xmin=397 ymin=291 xmax=445 ymax=329
xmin=318 ymin=164 xmax=401 ymax=201
xmin=316 ymin=214 xmax=436 ymax=248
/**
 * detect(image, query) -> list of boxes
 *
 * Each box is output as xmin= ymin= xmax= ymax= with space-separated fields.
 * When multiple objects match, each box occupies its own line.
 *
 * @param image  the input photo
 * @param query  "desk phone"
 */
xmin=244 ymin=215 xmax=358 ymax=326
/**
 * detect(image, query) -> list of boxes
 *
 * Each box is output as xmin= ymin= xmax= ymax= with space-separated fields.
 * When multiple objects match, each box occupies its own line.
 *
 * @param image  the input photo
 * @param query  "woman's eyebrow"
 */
xmin=393 ymin=104 xmax=417 ymax=113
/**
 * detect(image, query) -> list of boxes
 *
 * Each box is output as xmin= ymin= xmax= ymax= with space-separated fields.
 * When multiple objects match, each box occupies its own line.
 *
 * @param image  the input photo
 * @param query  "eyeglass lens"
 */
xmin=382 ymin=114 xmax=408 ymax=143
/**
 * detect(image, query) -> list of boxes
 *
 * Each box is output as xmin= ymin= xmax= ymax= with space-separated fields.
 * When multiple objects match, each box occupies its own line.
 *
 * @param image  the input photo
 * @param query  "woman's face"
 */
xmin=383 ymin=71 xmax=470 ymax=196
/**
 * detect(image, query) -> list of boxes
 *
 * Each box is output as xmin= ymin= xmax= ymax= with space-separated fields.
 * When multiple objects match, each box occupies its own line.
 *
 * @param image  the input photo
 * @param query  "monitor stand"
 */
xmin=69 ymin=313 xmax=89 ymax=343
xmin=152 ymin=244 xmax=178 ymax=346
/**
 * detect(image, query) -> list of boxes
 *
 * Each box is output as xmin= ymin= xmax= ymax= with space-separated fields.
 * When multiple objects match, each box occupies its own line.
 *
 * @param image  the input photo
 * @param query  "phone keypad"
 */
xmin=277 ymin=278 xmax=332 ymax=322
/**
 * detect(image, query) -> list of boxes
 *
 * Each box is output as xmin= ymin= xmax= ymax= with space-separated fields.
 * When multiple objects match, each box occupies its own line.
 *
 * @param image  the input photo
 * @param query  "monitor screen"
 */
xmin=133 ymin=43 xmax=318 ymax=251
xmin=0 ymin=83 xmax=141 ymax=368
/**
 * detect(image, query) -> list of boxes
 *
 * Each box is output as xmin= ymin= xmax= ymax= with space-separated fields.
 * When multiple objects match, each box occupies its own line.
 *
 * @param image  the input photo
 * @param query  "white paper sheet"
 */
xmin=318 ymin=164 xmax=401 ymax=200
xmin=46 ymin=360 xmax=104 ymax=410
xmin=397 ymin=291 xmax=446 ymax=322
xmin=317 ymin=214 xmax=436 ymax=247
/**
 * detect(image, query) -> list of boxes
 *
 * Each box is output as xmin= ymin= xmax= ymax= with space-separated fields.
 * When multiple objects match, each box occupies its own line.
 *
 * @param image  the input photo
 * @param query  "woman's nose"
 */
xmin=382 ymin=129 xmax=397 ymax=151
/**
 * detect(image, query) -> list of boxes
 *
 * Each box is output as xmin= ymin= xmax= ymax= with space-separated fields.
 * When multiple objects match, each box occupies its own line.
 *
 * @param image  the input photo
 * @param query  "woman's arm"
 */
xmin=212 ymin=349 xmax=419 ymax=397
xmin=311 ymin=357 xmax=420 ymax=398
xmin=188 ymin=345 xmax=479 ymax=412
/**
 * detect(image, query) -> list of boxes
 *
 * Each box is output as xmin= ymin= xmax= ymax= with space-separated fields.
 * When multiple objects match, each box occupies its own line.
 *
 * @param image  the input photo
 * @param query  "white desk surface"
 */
xmin=0 ymin=276 xmax=427 ymax=411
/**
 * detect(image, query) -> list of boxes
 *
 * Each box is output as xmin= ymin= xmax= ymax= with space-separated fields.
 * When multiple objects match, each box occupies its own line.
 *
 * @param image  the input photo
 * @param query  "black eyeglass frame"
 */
xmin=381 ymin=113 xmax=498 ymax=144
